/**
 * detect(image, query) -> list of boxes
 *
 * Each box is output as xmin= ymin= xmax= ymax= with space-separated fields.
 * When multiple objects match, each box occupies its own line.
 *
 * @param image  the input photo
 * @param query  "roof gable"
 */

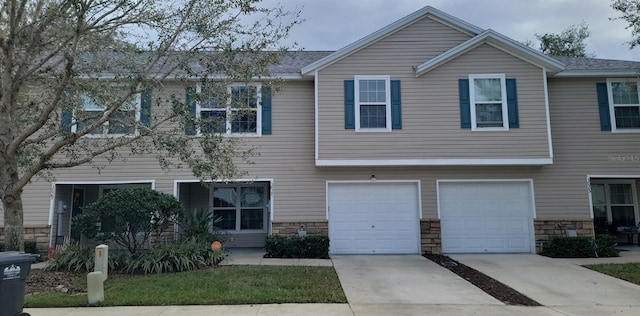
xmin=415 ymin=30 xmax=565 ymax=76
xmin=300 ymin=6 xmax=483 ymax=75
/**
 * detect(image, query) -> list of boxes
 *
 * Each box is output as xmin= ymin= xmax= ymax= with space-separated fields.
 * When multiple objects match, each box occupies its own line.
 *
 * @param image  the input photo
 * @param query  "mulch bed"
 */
xmin=25 ymin=270 xmax=84 ymax=295
xmin=423 ymin=254 xmax=541 ymax=306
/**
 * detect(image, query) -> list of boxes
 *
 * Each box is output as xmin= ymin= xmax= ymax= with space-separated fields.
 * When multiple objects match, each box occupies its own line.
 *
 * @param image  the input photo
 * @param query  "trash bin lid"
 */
xmin=0 ymin=251 xmax=37 ymax=265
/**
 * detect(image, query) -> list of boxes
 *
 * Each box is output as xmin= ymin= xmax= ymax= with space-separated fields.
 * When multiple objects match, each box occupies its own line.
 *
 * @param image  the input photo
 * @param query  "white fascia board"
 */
xmin=301 ymin=6 xmax=483 ymax=75
xmin=552 ymin=70 xmax=640 ymax=77
xmin=415 ymin=30 xmax=565 ymax=76
xmin=316 ymin=158 xmax=553 ymax=167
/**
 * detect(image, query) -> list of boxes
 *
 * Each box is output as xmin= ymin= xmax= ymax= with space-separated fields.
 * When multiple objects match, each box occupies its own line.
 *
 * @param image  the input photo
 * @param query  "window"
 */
xmin=211 ymin=183 xmax=268 ymax=232
xmin=198 ymin=84 xmax=261 ymax=135
xmin=72 ymin=90 xmax=141 ymax=136
xmin=469 ymin=74 xmax=508 ymax=130
xmin=607 ymin=79 xmax=640 ymax=131
xmin=355 ymin=76 xmax=391 ymax=131
xmin=592 ymin=181 xmax=638 ymax=228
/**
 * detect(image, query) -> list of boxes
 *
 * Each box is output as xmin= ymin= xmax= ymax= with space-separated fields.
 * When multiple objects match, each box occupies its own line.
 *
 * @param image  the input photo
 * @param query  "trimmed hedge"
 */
xmin=264 ymin=235 xmax=330 ymax=259
xmin=0 ymin=240 xmax=38 ymax=254
xmin=540 ymin=235 xmax=619 ymax=258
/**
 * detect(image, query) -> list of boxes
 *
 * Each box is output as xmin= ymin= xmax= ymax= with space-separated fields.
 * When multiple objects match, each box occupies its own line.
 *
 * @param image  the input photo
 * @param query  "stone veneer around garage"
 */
xmin=533 ymin=219 xmax=595 ymax=252
xmin=271 ymin=221 xmax=329 ymax=236
xmin=420 ymin=219 xmax=595 ymax=255
xmin=420 ymin=219 xmax=441 ymax=254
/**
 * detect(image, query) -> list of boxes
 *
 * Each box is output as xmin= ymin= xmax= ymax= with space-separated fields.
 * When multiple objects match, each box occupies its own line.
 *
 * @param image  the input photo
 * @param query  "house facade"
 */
xmin=4 ymin=6 xmax=640 ymax=255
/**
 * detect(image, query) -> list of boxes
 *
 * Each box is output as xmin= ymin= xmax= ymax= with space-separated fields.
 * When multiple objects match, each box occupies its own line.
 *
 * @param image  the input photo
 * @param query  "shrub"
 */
xmin=46 ymin=242 xmax=95 ymax=272
xmin=0 ymin=240 xmax=38 ymax=254
xmin=74 ymin=188 xmax=183 ymax=254
xmin=47 ymin=239 xmax=224 ymax=274
xmin=125 ymin=238 xmax=225 ymax=274
xmin=594 ymin=234 xmax=620 ymax=257
xmin=264 ymin=235 xmax=330 ymax=259
xmin=541 ymin=235 xmax=620 ymax=258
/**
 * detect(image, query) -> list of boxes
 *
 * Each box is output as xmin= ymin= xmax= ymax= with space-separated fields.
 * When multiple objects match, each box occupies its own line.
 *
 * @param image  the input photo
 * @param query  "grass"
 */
xmin=25 ymin=265 xmax=346 ymax=307
xmin=584 ymin=263 xmax=640 ymax=285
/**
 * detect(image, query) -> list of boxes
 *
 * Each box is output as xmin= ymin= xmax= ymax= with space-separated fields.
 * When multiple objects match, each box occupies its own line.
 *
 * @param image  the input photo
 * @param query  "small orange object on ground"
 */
xmin=211 ymin=241 xmax=222 ymax=251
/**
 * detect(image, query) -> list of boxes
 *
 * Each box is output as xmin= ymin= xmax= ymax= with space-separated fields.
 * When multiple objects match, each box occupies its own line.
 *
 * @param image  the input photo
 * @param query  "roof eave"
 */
xmin=415 ymin=30 xmax=565 ymax=76
xmin=300 ymin=6 xmax=483 ymax=75
xmin=552 ymin=70 xmax=640 ymax=77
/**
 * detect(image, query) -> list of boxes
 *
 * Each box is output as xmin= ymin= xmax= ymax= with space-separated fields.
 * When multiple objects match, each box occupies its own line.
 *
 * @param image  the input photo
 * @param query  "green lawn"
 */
xmin=25 ymin=265 xmax=346 ymax=307
xmin=584 ymin=263 xmax=640 ymax=285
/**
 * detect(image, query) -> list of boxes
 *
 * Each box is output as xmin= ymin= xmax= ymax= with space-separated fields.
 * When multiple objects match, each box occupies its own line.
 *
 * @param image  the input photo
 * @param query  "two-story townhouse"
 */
xmin=3 ymin=6 xmax=640 ymax=256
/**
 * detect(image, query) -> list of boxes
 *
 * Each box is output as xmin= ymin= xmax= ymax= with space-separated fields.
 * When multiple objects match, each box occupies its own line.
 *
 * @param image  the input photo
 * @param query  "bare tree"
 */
xmin=0 ymin=0 xmax=299 ymax=251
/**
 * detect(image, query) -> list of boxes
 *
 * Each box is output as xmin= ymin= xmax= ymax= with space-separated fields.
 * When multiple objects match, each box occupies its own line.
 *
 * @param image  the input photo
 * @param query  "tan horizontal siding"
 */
xmin=530 ymin=77 xmax=640 ymax=220
xmin=318 ymin=26 xmax=550 ymax=160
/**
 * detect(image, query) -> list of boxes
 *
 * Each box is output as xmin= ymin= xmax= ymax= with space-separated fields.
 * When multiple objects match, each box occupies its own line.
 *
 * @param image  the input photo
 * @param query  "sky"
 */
xmin=261 ymin=0 xmax=640 ymax=61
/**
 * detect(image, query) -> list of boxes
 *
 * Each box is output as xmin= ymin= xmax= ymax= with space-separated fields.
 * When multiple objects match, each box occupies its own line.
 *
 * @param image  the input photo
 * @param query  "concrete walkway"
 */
xmin=452 ymin=253 xmax=640 ymax=316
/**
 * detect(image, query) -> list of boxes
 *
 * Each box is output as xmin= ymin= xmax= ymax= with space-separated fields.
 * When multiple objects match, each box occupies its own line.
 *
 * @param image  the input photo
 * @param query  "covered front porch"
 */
xmin=590 ymin=177 xmax=640 ymax=246
xmin=49 ymin=181 xmax=155 ymax=251
xmin=176 ymin=180 xmax=272 ymax=247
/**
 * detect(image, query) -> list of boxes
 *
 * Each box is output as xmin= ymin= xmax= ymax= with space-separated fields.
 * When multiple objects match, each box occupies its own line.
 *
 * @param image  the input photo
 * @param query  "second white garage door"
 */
xmin=328 ymin=182 xmax=420 ymax=254
xmin=439 ymin=181 xmax=534 ymax=253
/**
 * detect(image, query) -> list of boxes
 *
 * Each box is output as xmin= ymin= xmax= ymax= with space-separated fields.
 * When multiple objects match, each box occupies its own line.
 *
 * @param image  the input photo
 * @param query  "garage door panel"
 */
xmin=440 ymin=182 xmax=533 ymax=253
xmin=329 ymin=182 xmax=419 ymax=255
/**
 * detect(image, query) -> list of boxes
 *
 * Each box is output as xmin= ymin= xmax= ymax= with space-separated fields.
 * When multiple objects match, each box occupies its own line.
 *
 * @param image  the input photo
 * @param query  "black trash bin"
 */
xmin=0 ymin=252 xmax=37 ymax=316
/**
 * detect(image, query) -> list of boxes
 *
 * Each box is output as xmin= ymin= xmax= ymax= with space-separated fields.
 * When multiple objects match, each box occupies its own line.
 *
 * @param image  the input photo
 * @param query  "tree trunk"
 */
xmin=2 ymin=193 xmax=25 ymax=251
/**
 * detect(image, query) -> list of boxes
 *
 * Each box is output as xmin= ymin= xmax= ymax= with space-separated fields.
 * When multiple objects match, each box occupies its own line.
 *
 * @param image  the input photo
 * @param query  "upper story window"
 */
xmin=607 ymin=79 xmax=640 ymax=131
xmin=355 ymin=75 xmax=391 ymax=131
xmin=72 ymin=90 xmax=140 ymax=136
xmin=469 ymin=74 xmax=508 ymax=131
xmin=197 ymin=84 xmax=261 ymax=136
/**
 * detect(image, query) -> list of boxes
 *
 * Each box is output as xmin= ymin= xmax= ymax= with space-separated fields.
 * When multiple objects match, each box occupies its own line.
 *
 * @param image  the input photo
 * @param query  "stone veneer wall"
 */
xmin=271 ymin=221 xmax=329 ymax=236
xmin=0 ymin=226 xmax=51 ymax=257
xmin=420 ymin=219 xmax=441 ymax=254
xmin=534 ymin=219 xmax=594 ymax=252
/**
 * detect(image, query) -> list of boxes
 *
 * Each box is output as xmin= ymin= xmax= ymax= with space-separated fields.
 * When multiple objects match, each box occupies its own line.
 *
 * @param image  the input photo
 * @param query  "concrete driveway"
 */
xmin=332 ymin=255 xmax=501 ymax=305
xmin=452 ymin=254 xmax=640 ymax=316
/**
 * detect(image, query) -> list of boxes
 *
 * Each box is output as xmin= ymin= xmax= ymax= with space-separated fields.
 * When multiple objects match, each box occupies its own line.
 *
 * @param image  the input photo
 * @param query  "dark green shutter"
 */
xmin=61 ymin=108 xmax=73 ymax=132
xmin=596 ymin=83 xmax=611 ymax=131
xmin=140 ymin=90 xmax=151 ymax=127
xmin=506 ymin=79 xmax=519 ymax=128
xmin=61 ymin=87 xmax=74 ymax=132
xmin=185 ymin=86 xmax=197 ymax=135
xmin=344 ymin=80 xmax=355 ymax=129
xmin=261 ymin=86 xmax=272 ymax=135
xmin=391 ymin=80 xmax=402 ymax=129
xmin=459 ymin=79 xmax=471 ymax=128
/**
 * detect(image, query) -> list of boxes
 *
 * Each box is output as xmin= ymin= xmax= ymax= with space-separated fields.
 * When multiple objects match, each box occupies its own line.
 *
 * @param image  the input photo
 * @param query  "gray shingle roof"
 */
xmin=278 ymin=52 xmax=640 ymax=74
xmin=270 ymin=51 xmax=334 ymax=73
xmin=549 ymin=56 xmax=640 ymax=71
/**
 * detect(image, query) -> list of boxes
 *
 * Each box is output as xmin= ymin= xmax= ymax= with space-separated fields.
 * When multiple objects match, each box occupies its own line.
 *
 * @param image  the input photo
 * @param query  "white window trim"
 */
xmin=469 ymin=74 xmax=509 ymax=131
xmin=591 ymin=179 xmax=639 ymax=225
xmin=71 ymin=91 xmax=142 ymax=138
xmin=354 ymin=75 xmax=392 ymax=132
xmin=209 ymin=182 xmax=269 ymax=233
xmin=195 ymin=82 xmax=262 ymax=137
xmin=607 ymin=78 xmax=640 ymax=133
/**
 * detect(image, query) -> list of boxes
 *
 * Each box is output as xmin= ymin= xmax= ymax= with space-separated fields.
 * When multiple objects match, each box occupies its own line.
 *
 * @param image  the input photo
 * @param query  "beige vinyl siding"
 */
xmin=318 ymin=41 xmax=550 ymax=160
xmin=530 ymin=77 xmax=640 ymax=220
xmin=16 ymin=79 xmax=554 ymax=227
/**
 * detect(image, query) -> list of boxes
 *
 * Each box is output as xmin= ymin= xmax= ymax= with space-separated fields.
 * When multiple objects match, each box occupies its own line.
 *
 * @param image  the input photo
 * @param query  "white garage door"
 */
xmin=439 ymin=181 xmax=533 ymax=253
xmin=328 ymin=182 xmax=420 ymax=254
